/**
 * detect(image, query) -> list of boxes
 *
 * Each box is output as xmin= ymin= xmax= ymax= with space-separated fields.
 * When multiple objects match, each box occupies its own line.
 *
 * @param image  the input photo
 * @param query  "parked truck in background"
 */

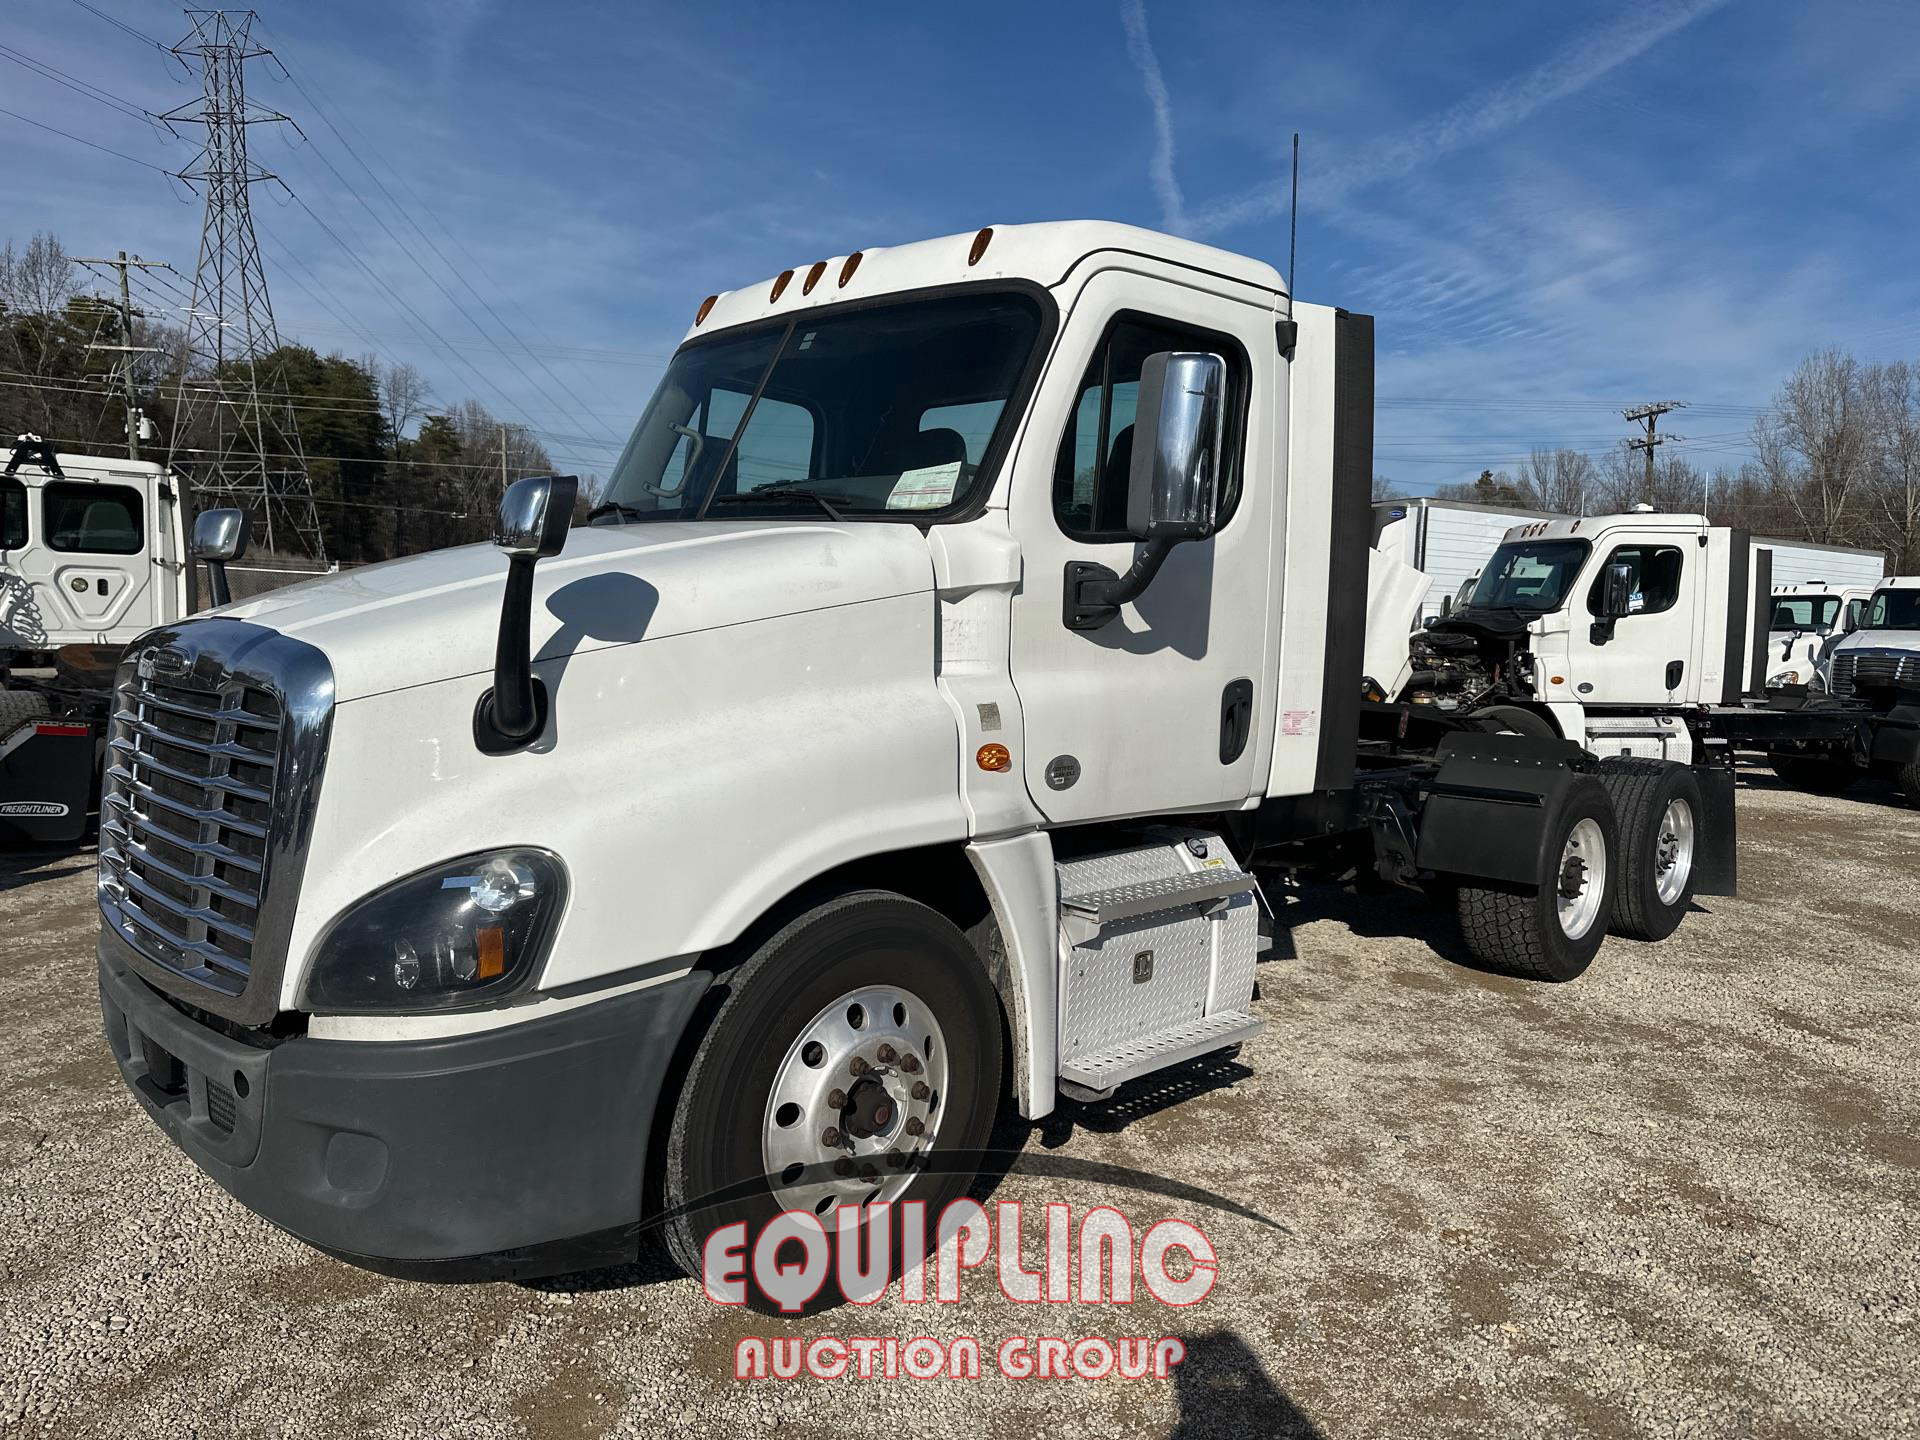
xmin=1 ymin=437 xmax=192 ymax=844
xmin=1372 ymin=497 xmax=1562 ymax=623
xmin=94 ymin=221 xmax=1738 ymax=1289
xmin=1765 ymin=582 xmax=1877 ymax=691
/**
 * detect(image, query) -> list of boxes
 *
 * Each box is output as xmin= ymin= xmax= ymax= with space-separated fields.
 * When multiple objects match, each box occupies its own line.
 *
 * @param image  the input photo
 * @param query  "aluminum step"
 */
xmin=1059 ymin=868 xmax=1257 ymax=926
xmin=1058 ymin=1010 xmax=1264 ymax=1093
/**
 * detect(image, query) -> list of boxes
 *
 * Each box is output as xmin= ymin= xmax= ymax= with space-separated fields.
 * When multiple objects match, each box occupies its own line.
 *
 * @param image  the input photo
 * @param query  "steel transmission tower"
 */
xmin=164 ymin=10 xmax=326 ymax=560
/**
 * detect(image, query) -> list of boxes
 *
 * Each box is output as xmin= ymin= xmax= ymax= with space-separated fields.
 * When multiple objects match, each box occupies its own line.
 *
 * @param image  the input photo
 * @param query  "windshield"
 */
xmin=1770 ymin=595 xmax=1839 ymax=633
xmin=596 ymin=291 xmax=1044 ymax=522
xmin=1467 ymin=539 xmax=1591 ymax=611
xmin=1864 ymin=588 xmax=1920 ymax=629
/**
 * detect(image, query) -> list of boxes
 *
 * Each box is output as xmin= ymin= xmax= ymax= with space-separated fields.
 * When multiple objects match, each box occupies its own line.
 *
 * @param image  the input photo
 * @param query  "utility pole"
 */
xmin=163 ymin=11 xmax=326 ymax=561
xmin=1622 ymin=401 xmax=1684 ymax=507
xmin=500 ymin=424 xmax=509 ymax=501
xmin=76 ymin=252 xmax=169 ymax=462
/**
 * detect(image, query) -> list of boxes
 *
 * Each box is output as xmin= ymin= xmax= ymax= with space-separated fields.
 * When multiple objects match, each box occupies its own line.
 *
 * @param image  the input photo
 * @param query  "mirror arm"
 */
xmin=204 ymin=558 xmax=232 ymax=608
xmin=476 ymin=552 xmax=546 ymax=750
xmin=1063 ymin=536 xmax=1177 ymax=631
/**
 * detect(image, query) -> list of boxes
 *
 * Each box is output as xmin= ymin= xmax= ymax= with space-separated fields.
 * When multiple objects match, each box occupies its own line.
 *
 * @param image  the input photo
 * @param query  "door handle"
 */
xmin=1665 ymin=660 xmax=1684 ymax=689
xmin=1220 ymin=678 xmax=1253 ymax=764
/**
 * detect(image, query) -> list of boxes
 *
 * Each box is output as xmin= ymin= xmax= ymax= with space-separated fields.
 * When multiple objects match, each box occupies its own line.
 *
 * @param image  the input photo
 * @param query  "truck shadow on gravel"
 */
xmin=1168 ymin=1330 xmax=1324 ymax=1439
xmin=1735 ymin=765 xmax=1916 ymax=811
xmin=0 ymin=844 xmax=92 ymax=895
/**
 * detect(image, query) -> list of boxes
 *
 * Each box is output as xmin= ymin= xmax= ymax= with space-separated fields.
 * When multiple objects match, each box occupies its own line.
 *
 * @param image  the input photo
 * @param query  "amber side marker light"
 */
xmin=1550 ymin=675 xmax=1567 ymax=685
xmin=968 ymin=227 xmax=993 ymax=265
xmin=475 ymin=925 xmax=507 ymax=981
xmin=839 ymin=251 xmax=863 ymax=287
xmin=770 ymin=269 xmax=794 ymax=302
xmin=976 ymin=743 xmax=1011 ymax=772
xmin=802 ymin=260 xmax=828 ymax=295
xmin=695 ymin=294 xmax=718 ymax=325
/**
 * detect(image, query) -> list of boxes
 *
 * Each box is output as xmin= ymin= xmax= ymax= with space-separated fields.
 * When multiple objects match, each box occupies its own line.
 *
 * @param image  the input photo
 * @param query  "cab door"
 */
xmin=39 ymin=479 xmax=156 ymax=639
xmin=1569 ymin=531 xmax=1698 ymax=705
xmin=1005 ymin=270 xmax=1277 ymax=824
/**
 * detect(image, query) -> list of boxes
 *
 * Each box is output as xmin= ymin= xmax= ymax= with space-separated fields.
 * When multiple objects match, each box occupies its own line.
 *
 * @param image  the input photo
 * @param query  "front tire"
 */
xmin=1455 ymin=776 xmax=1619 ymax=982
xmin=1597 ymin=758 xmax=1702 ymax=941
xmin=660 ymin=891 xmax=1003 ymax=1300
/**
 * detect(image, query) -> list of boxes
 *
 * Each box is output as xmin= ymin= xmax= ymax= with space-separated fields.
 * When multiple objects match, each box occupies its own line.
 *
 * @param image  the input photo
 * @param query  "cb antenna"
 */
xmin=1285 ymin=132 xmax=1299 ymax=320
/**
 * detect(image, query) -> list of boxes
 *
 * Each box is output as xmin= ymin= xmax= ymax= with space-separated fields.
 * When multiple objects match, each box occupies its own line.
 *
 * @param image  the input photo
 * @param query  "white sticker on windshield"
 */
xmin=886 ymin=461 xmax=962 ymax=511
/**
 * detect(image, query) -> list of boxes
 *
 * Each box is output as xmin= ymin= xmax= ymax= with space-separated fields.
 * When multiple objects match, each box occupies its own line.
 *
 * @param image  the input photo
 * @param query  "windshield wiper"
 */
xmin=708 ymin=488 xmax=848 ymax=521
xmin=586 ymin=500 xmax=646 ymax=524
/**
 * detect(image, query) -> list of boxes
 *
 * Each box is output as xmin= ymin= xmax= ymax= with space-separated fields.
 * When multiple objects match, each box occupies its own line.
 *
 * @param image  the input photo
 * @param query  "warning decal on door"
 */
xmin=1280 ymin=709 xmax=1317 ymax=738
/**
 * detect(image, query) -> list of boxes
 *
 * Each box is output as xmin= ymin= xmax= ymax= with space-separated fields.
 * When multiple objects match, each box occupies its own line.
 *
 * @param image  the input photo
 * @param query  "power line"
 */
xmin=65 ymin=0 xmax=178 ymax=57
xmin=0 ymin=43 xmax=166 ymax=127
xmin=0 ymin=103 xmax=172 ymax=173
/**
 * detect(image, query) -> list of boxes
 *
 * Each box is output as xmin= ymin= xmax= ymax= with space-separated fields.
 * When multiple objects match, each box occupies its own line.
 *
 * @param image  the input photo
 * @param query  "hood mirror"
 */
xmin=191 ymin=508 xmax=252 ymax=607
xmin=477 ymin=475 xmax=579 ymax=753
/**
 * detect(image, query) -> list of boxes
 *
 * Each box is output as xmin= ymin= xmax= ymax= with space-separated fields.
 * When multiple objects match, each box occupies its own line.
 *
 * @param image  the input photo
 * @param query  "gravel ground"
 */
xmin=2 ymin=767 xmax=1916 ymax=1439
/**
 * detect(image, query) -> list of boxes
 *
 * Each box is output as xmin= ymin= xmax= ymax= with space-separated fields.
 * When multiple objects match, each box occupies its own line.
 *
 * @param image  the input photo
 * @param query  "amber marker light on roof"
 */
xmin=802 ymin=261 xmax=828 ymax=295
xmin=976 ymin=743 xmax=1011 ymax=772
xmin=968 ymin=227 xmax=993 ymax=265
xmin=839 ymin=251 xmax=863 ymax=287
xmin=770 ymin=269 xmax=794 ymax=302
xmin=695 ymin=294 xmax=718 ymax=325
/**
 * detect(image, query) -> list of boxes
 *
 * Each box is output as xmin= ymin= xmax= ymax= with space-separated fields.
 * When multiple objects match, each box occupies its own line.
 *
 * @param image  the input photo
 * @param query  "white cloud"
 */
xmin=1119 ymin=0 xmax=1188 ymax=234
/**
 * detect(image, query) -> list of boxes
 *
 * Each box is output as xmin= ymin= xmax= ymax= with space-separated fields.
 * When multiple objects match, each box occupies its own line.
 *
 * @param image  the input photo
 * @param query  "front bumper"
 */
xmin=99 ymin=941 xmax=710 ymax=1277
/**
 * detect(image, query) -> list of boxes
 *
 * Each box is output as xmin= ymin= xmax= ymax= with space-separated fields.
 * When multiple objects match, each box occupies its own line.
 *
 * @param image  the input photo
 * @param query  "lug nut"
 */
xmin=827 ymin=1089 xmax=847 ymax=1110
xmin=876 ymin=1043 xmax=898 ymax=1065
xmin=886 ymin=1151 xmax=903 ymax=1168
xmin=901 ymin=1054 xmax=921 ymax=1074
xmin=905 ymin=1117 xmax=925 ymax=1137
xmin=849 ymin=1057 xmax=870 ymax=1077
xmin=910 ymin=1081 xmax=930 ymax=1101
xmin=860 ymin=1163 xmax=879 ymax=1183
xmin=834 ymin=1158 xmax=854 ymax=1177
xmin=821 ymin=1126 xmax=842 ymax=1147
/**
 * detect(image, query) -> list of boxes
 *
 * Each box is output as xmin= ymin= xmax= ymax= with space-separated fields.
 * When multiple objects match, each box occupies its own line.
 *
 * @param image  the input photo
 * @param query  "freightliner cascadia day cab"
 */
xmin=97 ymin=222 xmax=1741 ymax=1288
xmin=1 ymin=438 xmax=195 ymax=843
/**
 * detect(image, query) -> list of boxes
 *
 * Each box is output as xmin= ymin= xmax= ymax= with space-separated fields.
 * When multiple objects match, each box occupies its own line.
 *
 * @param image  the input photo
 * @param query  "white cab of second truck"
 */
xmin=1827 ymin=576 xmax=1920 ymax=700
xmin=1766 ymin=582 xmax=1878 ymax=690
xmin=1372 ymin=497 xmax=1564 ymax=623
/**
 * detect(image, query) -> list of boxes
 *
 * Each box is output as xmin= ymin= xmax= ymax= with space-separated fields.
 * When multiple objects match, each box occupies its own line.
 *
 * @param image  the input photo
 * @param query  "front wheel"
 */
xmin=1455 ymin=776 xmax=1619 ymax=982
xmin=660 ymin=891 xmax=1003 ymax=1301
xmin=1597 ymin=759 xmax=1702 ymax=941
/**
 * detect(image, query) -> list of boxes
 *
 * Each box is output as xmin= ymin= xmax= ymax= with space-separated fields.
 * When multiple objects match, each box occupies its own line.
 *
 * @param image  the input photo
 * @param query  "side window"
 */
xmin=45 ymin=483 xmax=143 ymax=555
xmin=1587 ymin=544 xmax=1684 ymax=617
xmin=0 ymin=479 xmax=25 ymax=548
xmin=1052 ymin=314 xmax=1246 ymax=541
xmin=1845 ymin=597 xmax=1866 ymax=629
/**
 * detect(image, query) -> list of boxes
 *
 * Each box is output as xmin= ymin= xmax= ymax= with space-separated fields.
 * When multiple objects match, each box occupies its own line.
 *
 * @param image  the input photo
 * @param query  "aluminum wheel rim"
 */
xmin=1654 ymin=798 xmax=1695 ymax=906
xmin=1556 ymin=817 xmax=1607 ymax=940
xmin=761 ymin=984 xmax=950 ymax=1220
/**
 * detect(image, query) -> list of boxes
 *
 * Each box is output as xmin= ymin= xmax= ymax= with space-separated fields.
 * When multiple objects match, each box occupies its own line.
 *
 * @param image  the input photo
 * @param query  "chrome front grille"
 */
xmin=1830 ymin=650 xmax=1918 ymax=699
xmin=97 ymin=619 xmax=335 ymax=1025
xmin=100 ymin=674 xmax=282 ymax=992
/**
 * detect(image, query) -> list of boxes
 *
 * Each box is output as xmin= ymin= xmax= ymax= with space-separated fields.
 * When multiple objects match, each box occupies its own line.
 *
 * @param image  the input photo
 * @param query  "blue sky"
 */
xmin=7 ymin=0 xmax=1920 ymax=491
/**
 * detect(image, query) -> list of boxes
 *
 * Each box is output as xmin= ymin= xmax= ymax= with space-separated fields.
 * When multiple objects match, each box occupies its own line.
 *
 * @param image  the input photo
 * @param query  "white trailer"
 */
xmin=1372 ymin=497 xmax=1565 ymax=622
xmin=1755 ymin=537 xmax=1884 ymax=590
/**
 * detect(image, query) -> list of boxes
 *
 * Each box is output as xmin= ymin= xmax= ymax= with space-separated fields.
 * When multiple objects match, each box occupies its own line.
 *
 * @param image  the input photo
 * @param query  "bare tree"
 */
xmin=378 ymin=359 xmax=432 ymax=444
xmin=1515 ymin=447 xmax=1597 ymax=514
xmin=1371 ymin=473 xmax=1403 ymax=502
xmin=0 ymin=232 xmax=72 ymax=316
xmin=1751 ymin=349 xmax=1871 ymax=544
xmin=1864 ymin=359 xmax=1920 ymax=573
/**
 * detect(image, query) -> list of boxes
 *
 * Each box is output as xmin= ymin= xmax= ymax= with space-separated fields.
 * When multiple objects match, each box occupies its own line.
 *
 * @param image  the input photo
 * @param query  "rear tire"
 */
xmin=1456 ymin=776 xmax=1618 ymax=982
xmin=660 ymin=891 xmax=1003 ymax=1304
xmin=0 ymin=687 xmax=50 ymax=738
xmin=1897 ymin=758 xmax=1920 ymax=806
xmin=1596 ymin=758 xmax=1701 ymax=941
xmin=1768 ymin=751 xmax=1862 ymax=793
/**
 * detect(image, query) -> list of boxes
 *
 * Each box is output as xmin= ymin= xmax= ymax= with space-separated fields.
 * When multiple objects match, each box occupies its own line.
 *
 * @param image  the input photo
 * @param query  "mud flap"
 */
xmin=1412 ymin=731 xmax=1587 ymax=886
xmin=1867 ymin=706 xmax=1920 ymax=768
xmin=0 ymin=723 xmax=96 ymax=844
xmin=1691 ymin=762 xmax=1737 ymax=896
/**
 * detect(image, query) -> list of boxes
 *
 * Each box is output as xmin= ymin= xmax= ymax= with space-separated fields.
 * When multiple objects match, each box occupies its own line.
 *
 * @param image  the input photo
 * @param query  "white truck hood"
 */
xmin=1833 ymin=629 xmax=1920 ymax=657
xmin=217 ymin=521 xmax=937 ymax=702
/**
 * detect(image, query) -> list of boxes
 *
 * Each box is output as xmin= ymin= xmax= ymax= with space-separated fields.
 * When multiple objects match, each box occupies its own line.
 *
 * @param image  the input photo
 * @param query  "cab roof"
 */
xmin=683 ymin=221 xmax=1288 ymax=340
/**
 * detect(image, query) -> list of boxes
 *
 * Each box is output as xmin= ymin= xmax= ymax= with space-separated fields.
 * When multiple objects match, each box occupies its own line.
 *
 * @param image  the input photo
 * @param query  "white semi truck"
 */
xmin=1765 ymin=582 xmax=1877 ymax=691
xmin=1397 ymin=515 xmax=1920 ymax=797
xmin=96 ymin=222 xmax=1739 ymax=1287
xmin=1 ymin=437 xmax=194 ymax=843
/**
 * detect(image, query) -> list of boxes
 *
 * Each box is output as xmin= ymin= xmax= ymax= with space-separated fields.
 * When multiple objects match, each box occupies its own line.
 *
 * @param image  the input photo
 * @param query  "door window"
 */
xmin=45 ymin=483 xmax=144 ymax=554
xmin=1587 ymin=544 xmax=1683 ymax=616
xmin=1053 ymin=314 xmax=1247 ymax=542
xmin=0 ymin=479 xmax=24 ymax=548
xmin=1845 ymin=597 xmax=1867 ymax=629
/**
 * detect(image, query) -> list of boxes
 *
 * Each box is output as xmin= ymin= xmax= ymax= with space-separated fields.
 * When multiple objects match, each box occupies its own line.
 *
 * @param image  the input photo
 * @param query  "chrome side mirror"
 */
xmin=494 ymin=474 xmax=575 ymax=558
xmin=190 ymin=508 xmax=251 ymax=607
xmin=1600 ymin=561 xmax=1634 ymax=619
xmin=1127 ymin=351 xmax=1226 ymax=542
xmin=478 ymin=475 xmax=579 ymax=753
xmin=1065 ymin=351 xmax=1228 ymax=631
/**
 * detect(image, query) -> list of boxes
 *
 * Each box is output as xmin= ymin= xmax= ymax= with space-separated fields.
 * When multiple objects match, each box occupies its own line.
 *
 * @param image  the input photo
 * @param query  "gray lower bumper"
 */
xmin=99 ymin=942 xmax=709 ymax=1273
